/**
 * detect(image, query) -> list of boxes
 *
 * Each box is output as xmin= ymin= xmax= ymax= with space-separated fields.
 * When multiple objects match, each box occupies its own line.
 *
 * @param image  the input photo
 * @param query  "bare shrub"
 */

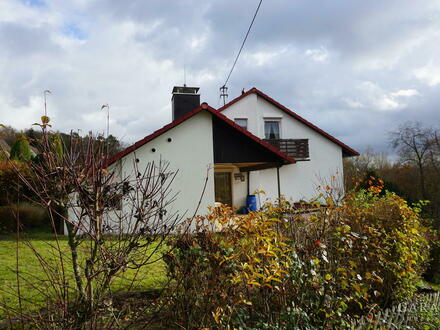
xmin=1 ymin=118 xmax=185 ymax=328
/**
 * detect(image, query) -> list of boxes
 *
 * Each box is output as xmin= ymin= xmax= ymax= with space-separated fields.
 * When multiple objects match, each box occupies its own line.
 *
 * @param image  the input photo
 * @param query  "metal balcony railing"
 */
xmin=264 ymin=138 xmax=309 ymax=160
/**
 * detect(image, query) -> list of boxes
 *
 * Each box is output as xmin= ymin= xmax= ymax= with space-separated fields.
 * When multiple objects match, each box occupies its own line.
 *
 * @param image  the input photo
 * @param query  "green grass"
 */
xmin=0 ymin=231 xmax=167 ymax=318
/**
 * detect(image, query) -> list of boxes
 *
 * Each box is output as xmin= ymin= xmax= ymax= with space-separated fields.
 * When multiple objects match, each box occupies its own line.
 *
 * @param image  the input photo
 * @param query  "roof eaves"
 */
xmin=106 ymin=102 xmax=296 ymax=167
xmin=105 ymin=104 xmax=207 ymax=166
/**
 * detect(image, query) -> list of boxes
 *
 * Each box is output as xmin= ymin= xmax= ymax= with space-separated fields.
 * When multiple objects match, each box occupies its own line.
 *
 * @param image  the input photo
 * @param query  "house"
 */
xmin=217 ymin=88 xmax=359 ymax=206
xmin=105 ymin=86 xmax=358 ymax=222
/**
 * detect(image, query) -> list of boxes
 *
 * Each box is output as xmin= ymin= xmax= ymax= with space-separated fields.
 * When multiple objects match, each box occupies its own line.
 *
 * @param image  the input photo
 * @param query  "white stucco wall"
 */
xmin=67 ymin=111 xmax=216 ymax=234
xmin=222 ymin=94 xmax=344 ymax=204
xmin=117 ymin=111 xmax=215 ymax=223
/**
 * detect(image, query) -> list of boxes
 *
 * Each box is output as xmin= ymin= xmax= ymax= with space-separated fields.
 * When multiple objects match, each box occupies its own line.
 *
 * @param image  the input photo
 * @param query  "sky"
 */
xmin=1 ymin=0 xmax=439 ymax=155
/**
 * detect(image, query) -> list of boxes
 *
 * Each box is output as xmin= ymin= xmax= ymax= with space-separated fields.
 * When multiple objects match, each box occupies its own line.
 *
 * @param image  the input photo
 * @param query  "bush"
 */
xmin=338 ymin=189 xmax=430 ymax=306
xmin=164 ymin=206 xmax=292 ymax=328
xmin=0 ymin=160 xmax=33 ymax=206
xmin=9 ymin=134 xmax=32 ymax=162
xmin=425 ymin=241 xmax=440 ymax=284
xmin=163 ymin=186 xmax=431 ymax=328
xmin=0 ymin=203 xmax=50 ymax=233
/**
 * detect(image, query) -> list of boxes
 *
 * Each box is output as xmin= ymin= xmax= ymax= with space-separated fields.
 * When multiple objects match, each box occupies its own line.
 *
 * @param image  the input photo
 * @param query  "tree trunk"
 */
xmin=66 ymin=221 xmax=85 ymax=300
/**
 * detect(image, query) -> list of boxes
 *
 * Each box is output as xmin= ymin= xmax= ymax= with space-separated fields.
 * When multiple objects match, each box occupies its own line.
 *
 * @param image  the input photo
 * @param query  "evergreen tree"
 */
xmin=9 ymin=134 xmax=32 ymax=161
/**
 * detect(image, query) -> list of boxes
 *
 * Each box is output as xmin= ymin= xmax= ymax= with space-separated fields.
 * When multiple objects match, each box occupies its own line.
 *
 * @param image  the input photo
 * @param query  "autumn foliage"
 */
xmin=164 ymin=185 xmax=430 ymax=328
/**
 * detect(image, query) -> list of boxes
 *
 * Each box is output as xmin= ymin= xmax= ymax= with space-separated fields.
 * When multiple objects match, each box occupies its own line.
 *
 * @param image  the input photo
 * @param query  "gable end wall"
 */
xmin=221 ymin=94 xmax=344 ymax=203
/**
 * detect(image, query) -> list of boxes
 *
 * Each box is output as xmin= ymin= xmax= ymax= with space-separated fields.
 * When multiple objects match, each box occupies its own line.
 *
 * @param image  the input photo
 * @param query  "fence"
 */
xmin=351 ymin=291 xmax=440 ymax=329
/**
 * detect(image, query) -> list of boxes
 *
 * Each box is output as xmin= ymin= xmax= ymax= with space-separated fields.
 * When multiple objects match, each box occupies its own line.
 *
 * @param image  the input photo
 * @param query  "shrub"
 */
xmin=164 ymin=206 xmax=292 ymax=328
xmin=0 ymin=203 xmax=50 ymax=233
xmin=286 ymin=187 xmax=430 ymax=323
xmin=0 ymin=160 xmax=33 ymax=206
xmin=9 ymin=134 xmax=32 ymax=162
xmin=341 ymin=190 xmax=430 ymax=306
xmin=164 ymin=186 xmax=431 ymax=328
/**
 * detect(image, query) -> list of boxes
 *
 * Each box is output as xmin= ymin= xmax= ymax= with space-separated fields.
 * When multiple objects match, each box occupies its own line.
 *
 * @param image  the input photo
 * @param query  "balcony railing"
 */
xmin=264 ymin=138 xmax=309 ymax=160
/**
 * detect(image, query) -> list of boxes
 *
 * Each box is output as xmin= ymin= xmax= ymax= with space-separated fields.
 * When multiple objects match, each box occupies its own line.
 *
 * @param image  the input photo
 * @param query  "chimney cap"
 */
xmin=172 ymin=86 xmax=200 ymax=94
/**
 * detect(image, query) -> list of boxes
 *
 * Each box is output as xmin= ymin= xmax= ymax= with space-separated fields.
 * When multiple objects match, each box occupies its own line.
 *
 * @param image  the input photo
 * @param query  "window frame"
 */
xmin=234 ymin=118 xmax=248 ymax=130
xmin=264 ymin=118 xmax=281 ymax=140
xmin=214 ymin=171 xmax=233 ymax=206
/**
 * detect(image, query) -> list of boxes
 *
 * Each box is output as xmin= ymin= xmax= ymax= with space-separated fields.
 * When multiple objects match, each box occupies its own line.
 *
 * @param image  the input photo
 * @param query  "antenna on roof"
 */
xmin=220 ymin=85 xmax=228 ymax=105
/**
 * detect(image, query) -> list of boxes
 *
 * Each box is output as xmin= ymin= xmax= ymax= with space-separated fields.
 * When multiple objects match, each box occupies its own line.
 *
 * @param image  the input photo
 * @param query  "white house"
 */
xmin=105 ymin=86 xmax=358 ymax=221
xmin=217 ymin=87 xmax=359 ymax=207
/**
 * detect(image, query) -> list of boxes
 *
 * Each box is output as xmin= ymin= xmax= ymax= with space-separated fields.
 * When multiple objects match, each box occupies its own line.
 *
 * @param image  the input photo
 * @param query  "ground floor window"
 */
xmin=214 ymin=172 xmax=232 ymax=206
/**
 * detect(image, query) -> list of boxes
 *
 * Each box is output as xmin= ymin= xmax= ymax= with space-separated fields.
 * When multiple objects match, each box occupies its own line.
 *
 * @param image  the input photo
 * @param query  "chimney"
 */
xmin=171 ymin=86 xmax=200 ymax=121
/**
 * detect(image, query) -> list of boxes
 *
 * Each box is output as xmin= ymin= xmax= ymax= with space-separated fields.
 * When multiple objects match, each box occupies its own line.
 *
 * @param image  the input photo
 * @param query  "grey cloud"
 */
xmin=1 ymin=0 xmax=439 ymax=156
xmin=0 ymin=22 xmax=60 ymax=56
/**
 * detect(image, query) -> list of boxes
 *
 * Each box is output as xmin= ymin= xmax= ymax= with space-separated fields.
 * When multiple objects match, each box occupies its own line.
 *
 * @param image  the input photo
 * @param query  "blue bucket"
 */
xmin=246 ymin=195 xmax=258 ymax=212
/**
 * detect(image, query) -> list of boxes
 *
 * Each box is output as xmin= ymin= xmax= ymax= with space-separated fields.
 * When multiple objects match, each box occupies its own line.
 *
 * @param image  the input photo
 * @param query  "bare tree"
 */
xmin=389 ymin=121 xmax=436 ymax=200
xmin=1 ymin=118 xmax=187 ymax=328
xmin=343 ymin=146 xmax=389 ymax=190
xmin=427 ymin=130 xmax=440 ymax=175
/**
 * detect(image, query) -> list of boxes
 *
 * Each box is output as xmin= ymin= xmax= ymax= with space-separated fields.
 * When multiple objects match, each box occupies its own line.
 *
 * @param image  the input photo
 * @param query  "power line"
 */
xmin=222 ymin=0 xmax=263 ymax=90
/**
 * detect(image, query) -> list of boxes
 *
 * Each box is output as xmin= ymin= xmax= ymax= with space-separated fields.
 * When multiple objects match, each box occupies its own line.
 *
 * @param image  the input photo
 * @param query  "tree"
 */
xmin=9 ymin=134 xmax=33 ymax=162
xmin=428 ymin=130 xmax=440 ymax=176
xmin=5 ymin=118 xmax=191 ymax=327
xmin=105 ymin=134 xmax=124 ymax=156
xmin=343 ymin=147 xmax=389 ymax=190
xmin=0 ymin=124 xmax=17 ymax=146
xmin=389 ymin=122 xmax=436 ymax=200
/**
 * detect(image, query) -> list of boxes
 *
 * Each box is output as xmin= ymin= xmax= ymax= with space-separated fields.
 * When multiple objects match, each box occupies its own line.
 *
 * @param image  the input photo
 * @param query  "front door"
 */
xmin=214 ymin=172 xmax=232 ymax=206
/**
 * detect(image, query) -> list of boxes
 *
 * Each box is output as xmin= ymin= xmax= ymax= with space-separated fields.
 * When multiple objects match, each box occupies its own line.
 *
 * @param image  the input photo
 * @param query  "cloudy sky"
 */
xmin=1 ymin=0 xmax=439 ymax=154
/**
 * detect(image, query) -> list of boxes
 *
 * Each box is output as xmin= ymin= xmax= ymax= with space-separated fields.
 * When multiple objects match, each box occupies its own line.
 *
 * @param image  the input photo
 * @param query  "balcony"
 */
xmin=264 ymin=138 xmax=309 ymax=160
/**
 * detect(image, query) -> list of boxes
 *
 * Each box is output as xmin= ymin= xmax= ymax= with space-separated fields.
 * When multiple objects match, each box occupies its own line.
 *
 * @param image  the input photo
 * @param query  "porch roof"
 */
xmin=212 ymin=115 xmax=295 ymax=171
xmin=214 ymin=162 xmax=284 ymax=172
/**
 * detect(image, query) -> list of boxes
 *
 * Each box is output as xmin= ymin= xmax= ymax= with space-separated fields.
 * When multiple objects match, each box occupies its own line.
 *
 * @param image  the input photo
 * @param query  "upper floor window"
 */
xmin=234 ymin=118 xmax=248 ymax=130
xmin=264 ymin=120 xmax=280 ymax=139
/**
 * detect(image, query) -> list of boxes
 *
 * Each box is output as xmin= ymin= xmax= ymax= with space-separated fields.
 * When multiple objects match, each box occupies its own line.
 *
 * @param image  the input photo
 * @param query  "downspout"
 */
xmin=247 ymin=171 xmax=250 ymax=196
xmin=276 ymin=166 xmax=281 ymax=203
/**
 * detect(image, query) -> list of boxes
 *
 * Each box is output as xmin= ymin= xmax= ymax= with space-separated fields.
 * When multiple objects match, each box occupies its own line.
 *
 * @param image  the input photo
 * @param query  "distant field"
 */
xmin=0 ymin=231 xmax=167 ymax=318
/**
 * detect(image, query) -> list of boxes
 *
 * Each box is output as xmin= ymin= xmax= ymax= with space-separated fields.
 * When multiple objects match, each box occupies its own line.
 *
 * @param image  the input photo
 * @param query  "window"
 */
xmin=234 ymin=118 xmax=248 ymax=130
xmin=264 ymin=120 xmax=280 ymax=139
xmin=214 ymin=172 xmax=232 ymax=206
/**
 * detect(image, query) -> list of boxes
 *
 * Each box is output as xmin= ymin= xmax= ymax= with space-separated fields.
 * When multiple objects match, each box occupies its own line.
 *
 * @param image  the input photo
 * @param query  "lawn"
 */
xmin=0 ymin=231 xmax=167 ymax=318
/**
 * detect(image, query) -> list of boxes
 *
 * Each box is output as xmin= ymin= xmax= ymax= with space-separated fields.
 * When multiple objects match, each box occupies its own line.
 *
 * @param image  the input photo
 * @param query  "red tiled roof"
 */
xmin=218 ymin=88 xmax=359 ymax=157
xmin=106 ymin=103 xmax=296 ymax=167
